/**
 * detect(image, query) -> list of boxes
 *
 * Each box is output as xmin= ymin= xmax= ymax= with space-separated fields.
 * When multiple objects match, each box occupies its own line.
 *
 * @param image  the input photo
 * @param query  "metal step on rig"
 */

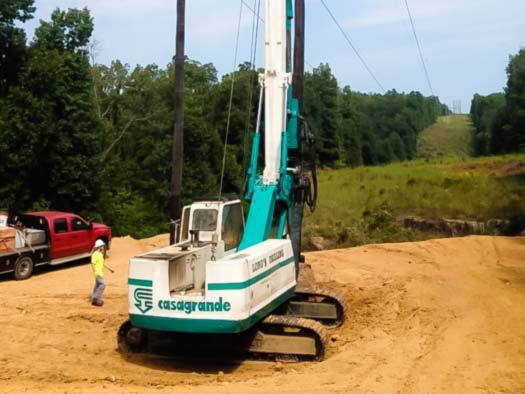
xmin=118 ymin=0 xmax=346 ymax=362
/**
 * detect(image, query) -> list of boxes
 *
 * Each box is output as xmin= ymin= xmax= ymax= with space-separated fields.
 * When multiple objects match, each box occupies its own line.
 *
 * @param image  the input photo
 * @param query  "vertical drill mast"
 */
xmin=262 ymin=0 xmax=291 ymax=185
xmin=239 ymin=0 xmax=300 ymax=251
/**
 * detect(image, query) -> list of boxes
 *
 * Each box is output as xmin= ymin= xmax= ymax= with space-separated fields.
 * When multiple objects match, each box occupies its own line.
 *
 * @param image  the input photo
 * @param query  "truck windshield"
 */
xmin=192 ymin=209 xmax=218 ymax=231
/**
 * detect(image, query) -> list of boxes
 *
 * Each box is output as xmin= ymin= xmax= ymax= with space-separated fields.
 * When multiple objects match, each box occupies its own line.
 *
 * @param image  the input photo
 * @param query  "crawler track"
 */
xmin=255 ymin=314 xmax=329 ymax=360
xmin=268 ymin=286 xmax=347 ymax=328
xmin=118 ymin=314 xmax=329 ymax=361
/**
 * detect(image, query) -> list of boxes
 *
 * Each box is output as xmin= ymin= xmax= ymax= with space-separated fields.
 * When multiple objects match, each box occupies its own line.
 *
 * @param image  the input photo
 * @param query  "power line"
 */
xmin=241 ymin=0 xmax=262 ymax=189
xmin=403 ymin=0 xmax=434 ymax=96
xmin=219 ymin=0 xmax=244 ymax=197
xmin=241 ymin=0 xmax=264 ymax=24
xmin=320 ymin=0 xmax=385 ymax=92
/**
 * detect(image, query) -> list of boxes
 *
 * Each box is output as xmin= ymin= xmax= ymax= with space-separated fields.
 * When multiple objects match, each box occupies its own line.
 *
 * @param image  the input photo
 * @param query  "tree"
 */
xmin=0 ymin=0 xmax=35 ymax=95
xmin=0 ymin=8 xmax=103 ymax=213
xmin=470 ymin=93 xmax=505 ymax=155
xmin=470 ymin=48 xmax=525 ymax=155
xmin=304 ymin=64 xmax=341 ymax=166
xmin=504 ymin=49 xmax=525 ymax=151
xmin=33 ymin=8 xmax=93 ymax=53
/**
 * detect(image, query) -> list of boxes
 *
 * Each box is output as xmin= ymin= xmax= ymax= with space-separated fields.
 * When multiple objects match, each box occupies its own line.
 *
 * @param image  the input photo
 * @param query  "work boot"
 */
xmin=91 ymin=299 xmax=104 ymax=307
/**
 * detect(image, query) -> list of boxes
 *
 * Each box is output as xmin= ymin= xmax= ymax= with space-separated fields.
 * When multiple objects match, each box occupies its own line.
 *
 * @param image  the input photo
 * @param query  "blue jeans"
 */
xmin=92 ymin=276 xmax=105 ymax=303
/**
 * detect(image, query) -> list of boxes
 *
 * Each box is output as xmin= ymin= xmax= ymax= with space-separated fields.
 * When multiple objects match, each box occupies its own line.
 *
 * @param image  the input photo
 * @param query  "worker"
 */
xmin=91 ymin=239 xmax=106 ymax=307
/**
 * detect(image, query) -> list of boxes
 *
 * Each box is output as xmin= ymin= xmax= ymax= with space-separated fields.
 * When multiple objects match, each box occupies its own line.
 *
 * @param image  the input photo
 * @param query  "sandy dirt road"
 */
xmin=0 ymin=235 xmax=524 ymax=393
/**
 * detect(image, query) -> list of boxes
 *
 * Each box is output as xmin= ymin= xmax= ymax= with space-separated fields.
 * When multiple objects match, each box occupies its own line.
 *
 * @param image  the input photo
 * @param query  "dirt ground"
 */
xmin=1 ymin=235 xmax=524 ymax=394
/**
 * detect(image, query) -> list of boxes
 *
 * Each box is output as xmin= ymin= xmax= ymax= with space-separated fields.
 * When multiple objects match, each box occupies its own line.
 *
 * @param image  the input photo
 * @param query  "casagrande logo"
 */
xmin=129 ymin=278 xmax=232 ymax=315
xmin=134 ymin=287 xmax=153 ymax=314
xmin=158 ymin=297 xmax=232 ymax=314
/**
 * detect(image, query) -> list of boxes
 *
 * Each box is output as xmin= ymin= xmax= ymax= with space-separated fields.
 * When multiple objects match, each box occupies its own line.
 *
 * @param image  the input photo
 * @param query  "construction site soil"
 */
xmin=1 ymin=234 xmax=524 ymax=393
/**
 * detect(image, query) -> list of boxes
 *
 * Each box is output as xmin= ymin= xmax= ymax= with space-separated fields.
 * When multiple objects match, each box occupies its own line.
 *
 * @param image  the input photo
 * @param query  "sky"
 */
xmin=22 ymin=0 xmax=525 ymax=112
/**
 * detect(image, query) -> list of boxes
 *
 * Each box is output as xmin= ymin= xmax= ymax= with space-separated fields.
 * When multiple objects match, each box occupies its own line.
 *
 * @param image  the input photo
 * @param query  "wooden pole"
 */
xmin=169 ymin=0 xmax=185 ymax=225
xmin=289 ymin=0 xmax=306 ymax=269
xmin=292 ymin=0 xmax=305 ymax=107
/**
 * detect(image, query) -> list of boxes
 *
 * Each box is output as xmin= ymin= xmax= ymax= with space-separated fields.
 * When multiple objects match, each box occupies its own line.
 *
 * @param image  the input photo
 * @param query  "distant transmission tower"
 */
xmin=452 ymin=100 xmax=462 ymax=114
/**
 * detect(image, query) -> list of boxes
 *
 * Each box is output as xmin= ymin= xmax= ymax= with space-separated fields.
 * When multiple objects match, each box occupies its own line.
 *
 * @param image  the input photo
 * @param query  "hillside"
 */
xmin=416 ymin=115 xmax=474 ymax=158
xmin=304 ymin=154 xmax=525 ymax=249
xmin=302 ymin=113 xmax=525 ymax=249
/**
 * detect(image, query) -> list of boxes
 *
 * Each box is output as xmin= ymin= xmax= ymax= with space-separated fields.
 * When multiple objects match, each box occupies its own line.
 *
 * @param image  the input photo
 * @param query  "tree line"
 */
xmin=0 ymin=3 xmax=447 ymax=238
xmin=470 ymin=48 xmax=525 ymax=155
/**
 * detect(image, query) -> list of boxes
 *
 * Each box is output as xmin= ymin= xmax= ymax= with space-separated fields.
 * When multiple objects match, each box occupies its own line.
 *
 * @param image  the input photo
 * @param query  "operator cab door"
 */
xmin=220 ymin=201 xmax=244 ymax=254
xmin=51 ymin=217 xmax=73 ymax=259
xmin=69 ymin=216 xmax=91 ymax=255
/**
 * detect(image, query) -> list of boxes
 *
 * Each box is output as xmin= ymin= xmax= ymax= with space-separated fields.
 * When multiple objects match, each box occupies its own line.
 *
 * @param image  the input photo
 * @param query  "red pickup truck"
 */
xmin=0 ymin=211 xmax=112 ymax=280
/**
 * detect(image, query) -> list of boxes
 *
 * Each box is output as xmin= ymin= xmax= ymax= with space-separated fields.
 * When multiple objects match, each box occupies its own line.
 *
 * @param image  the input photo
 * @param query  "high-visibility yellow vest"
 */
xmin=91 ymin=250 xmax=104 ymax=278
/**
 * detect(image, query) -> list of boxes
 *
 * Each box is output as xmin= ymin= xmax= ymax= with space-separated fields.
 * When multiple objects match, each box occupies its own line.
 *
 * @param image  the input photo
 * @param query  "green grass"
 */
xmin=303 ymin=154 xmax=525 ymax=248
xmin=302 ymin=114 xmax=525 ymax=249
xmin=416 ymin=115 xmax=474 ymax=158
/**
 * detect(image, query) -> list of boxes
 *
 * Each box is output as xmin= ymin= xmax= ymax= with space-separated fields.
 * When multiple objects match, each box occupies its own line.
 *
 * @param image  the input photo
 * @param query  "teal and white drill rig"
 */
xmin=118 ymin=0 xmax=345 ymax=360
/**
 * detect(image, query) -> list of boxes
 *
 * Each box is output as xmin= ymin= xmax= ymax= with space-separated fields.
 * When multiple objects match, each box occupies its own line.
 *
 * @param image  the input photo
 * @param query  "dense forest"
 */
xmin=470 ymin=49 xmax=525 ymax=155
xmin=0 ymin=3 xmax=448 ymax=237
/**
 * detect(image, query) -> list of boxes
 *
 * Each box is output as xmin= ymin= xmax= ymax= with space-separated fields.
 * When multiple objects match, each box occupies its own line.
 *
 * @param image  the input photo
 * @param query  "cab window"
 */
xmin=71 ymin=217 xmax=89 ymax=231
xmin=54 ymin=218 xmax=68 ymax=234
xmin=192 ymin=209 xmax=218 ymax=231
xmin=221 ymin=203 xmax=244 ymax=251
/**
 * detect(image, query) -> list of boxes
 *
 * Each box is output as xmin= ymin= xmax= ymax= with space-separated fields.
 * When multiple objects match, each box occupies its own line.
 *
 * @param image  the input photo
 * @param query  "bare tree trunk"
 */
xmin=169 ymin=0 xmax=185 ymax=223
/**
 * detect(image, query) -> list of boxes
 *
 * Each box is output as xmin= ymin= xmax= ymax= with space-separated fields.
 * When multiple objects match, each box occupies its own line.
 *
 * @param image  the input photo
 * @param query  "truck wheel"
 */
xmin=14 ymin=256 xmax=34 ymax=280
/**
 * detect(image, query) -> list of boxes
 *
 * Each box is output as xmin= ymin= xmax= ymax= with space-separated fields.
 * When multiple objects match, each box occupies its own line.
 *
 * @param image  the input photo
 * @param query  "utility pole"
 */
xmin=169 ymin=0 xmax=185 ymax=227
xmin=292 ymin=0 xmax=305 ymax=107
xmin=289 ymin=0 xmax=306 ymax=266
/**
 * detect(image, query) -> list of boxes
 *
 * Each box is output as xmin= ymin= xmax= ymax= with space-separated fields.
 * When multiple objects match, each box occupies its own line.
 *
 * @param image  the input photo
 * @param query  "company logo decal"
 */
xmin=158 ymin=297 xmax=231 ymax=314
xmin=134 ymin=287 xmax=153 ymax=314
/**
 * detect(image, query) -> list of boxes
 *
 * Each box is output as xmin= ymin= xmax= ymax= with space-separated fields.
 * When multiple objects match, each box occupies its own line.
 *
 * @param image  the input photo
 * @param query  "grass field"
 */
xmin=303 ymin=115 xmax=525 ymax=248
xmin=416 ymin=115 xmax=474 ymax=158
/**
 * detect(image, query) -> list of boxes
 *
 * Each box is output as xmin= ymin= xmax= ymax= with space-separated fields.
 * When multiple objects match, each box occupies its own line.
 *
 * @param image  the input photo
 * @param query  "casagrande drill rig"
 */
xmin=118 ymin=0 xmax=345 ymax=360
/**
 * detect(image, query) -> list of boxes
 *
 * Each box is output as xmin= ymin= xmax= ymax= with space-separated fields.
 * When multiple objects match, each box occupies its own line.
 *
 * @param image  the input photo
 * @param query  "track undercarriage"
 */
xmin=118 ymin=285 xmax=346 ymax=361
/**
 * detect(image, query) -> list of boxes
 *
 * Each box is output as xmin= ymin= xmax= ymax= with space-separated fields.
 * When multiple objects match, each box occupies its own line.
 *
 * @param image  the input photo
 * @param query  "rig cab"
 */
xmin=175 ymin=196 xmax=244 ymax=251
xmin=126 ymin=194 xmax=296 ymax=335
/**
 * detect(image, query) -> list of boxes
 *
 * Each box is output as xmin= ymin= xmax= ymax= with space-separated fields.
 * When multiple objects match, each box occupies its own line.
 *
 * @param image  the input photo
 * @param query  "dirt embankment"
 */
xmin=0 ymin=235 xmax=524 ymax=393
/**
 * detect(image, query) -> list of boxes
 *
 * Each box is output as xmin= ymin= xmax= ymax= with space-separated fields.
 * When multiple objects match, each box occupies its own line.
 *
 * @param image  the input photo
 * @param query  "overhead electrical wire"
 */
xmin=218 ymin=0 xmax=244 ymax=198
xmin=320 ymin=0 xmax=385 ymax=92
xmin=403 ymin=0 xmax=435 ymax=96
xmin=241 ymin=0 xmax=264 ymax=24
xmin=241 ymin=0 xmax=262 ymax=189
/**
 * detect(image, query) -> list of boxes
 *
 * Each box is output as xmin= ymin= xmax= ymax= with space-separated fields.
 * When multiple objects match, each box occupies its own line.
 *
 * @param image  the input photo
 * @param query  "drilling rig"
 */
xmin=118 ymin=0 xmax=345 ymax=360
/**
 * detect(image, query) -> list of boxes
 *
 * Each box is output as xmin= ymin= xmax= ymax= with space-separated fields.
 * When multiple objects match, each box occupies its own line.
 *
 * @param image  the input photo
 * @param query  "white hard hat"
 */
xmin=95 ymin=239 xmax=106 ymax=249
